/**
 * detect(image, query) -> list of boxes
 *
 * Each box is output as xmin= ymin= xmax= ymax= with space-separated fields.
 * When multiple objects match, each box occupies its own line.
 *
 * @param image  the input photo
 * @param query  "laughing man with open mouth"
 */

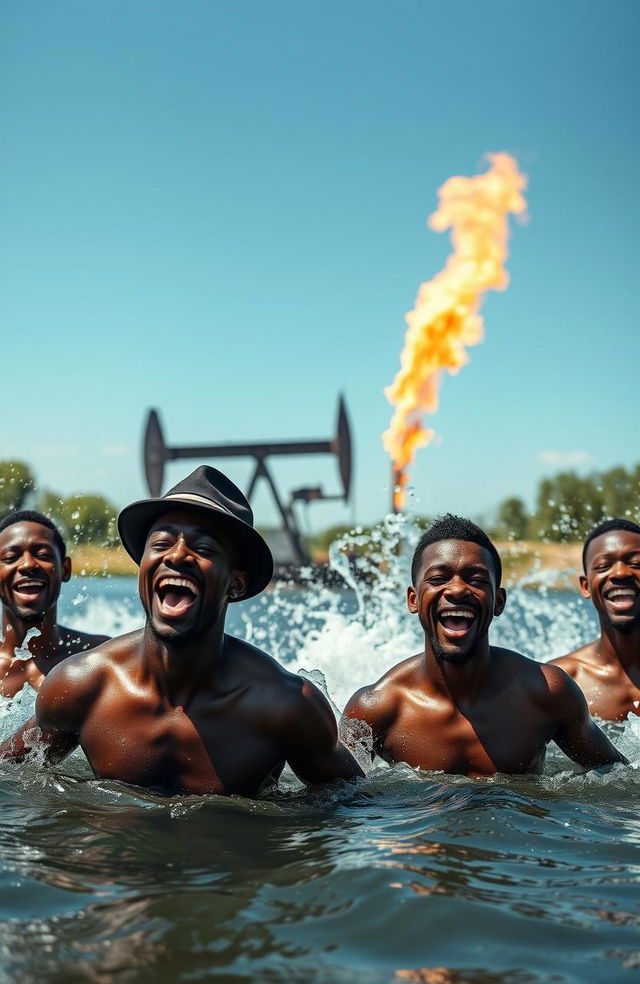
xmin=0 ymin=511 xmax=109 ymax=698
xmin=344 ymin=514 xmax=625 ymax=776
xmin=551 ymin=519 xmax=640 ymax=721
xmin=1 ymin=466 xmax=362 ymax=796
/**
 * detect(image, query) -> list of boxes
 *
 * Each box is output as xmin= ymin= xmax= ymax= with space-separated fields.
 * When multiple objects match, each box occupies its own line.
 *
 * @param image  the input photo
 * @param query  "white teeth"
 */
xmin=441 ymin=608 xmax=475 ymax=619
xmin=157 ymin=576 xmax=200 ymax=596
xmin=608 ymin=590 xmax=636 ymax=600
xmin=15 ymin=581 xmax=45 ymax=590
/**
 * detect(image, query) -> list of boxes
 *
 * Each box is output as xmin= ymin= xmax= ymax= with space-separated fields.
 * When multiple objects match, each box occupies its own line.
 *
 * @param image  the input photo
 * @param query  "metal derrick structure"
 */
xmin=142 ymin=396 xmax=352 ymax=568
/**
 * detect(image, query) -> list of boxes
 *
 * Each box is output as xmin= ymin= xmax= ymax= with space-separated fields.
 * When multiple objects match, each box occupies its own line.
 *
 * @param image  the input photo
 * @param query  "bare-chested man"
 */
xmin=344 ymin=514 xmax=624 ymax=777
xmin=0 ymin=511 xmax=108 ymax=697
xmin=1 ymin=467 xmax=362 ymax=795
xmin=551 ymin=519 xmax=640 ymax=722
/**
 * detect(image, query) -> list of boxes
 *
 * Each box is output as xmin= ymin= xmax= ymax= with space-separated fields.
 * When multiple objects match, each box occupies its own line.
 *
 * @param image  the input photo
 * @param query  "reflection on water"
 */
xmin=1 ymin=526 xmax=640 ymax=981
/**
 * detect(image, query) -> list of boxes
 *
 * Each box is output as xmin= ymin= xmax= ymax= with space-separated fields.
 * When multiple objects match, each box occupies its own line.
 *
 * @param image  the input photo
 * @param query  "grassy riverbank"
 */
xmin=71 ymin=540 xmax=585 ymax=590
xmin=494 ymin=541 xmax=582 ymax=589
xmin=70 ymin=544 xmax=137 ymax=577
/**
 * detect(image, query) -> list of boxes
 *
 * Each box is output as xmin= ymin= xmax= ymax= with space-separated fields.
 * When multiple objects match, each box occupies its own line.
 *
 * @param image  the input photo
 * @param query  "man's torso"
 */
xmin=553 ymin=643 xmax=640 ymax=722
xmin=64 ymin=634 xmax=299 ymax=796
xmin=360 ymin=650 xmax=559 ymax=776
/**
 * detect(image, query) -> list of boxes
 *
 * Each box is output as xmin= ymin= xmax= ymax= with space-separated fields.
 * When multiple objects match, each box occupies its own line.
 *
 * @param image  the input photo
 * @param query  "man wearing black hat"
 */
xmin=1 ymin=467 xmax=363 ymax=795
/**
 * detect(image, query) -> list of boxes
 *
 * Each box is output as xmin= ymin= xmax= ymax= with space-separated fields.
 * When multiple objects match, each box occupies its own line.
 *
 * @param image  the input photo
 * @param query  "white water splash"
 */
xmin=12 ymin=627 xmax=42 ymax=661
xmin=0 ymin=517 xmax=617 ymax=777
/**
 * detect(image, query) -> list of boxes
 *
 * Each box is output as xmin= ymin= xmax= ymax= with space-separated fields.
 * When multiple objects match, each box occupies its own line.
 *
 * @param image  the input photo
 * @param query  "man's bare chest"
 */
xmin=382 ymin=695 xmax=552 ymax=776
xmin=79 ymin=688 xmax=284 ymax=795
xmin=578 ymin=668 xmax=640 ymax=722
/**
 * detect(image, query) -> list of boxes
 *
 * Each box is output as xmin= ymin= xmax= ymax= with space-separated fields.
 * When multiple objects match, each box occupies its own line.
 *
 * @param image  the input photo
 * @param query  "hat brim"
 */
xmin=117 ymin=497 xmax=274 ymax=601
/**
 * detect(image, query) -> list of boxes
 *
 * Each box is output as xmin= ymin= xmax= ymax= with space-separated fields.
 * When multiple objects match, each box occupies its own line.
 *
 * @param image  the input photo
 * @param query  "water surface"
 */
xmin=1 ymin=569 xmax=639 ymax=982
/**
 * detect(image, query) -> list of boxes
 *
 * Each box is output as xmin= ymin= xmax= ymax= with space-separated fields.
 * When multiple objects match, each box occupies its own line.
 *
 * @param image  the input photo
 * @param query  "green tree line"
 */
xmin=493 ymin=464 xmax=640 ymax=542
xmin=1 ymin=458 xmax=638 ymax=552
xmin=0 ymin=461 xmax=117 ymax=546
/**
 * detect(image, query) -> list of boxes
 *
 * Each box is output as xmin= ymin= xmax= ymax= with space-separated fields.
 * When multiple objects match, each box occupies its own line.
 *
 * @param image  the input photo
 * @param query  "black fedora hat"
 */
xmin=117 ymin=465 xmax=273 ymax=601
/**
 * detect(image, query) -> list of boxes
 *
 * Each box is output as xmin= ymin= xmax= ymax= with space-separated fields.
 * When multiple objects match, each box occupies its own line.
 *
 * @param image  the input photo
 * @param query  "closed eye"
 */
xmin=193 ymin=543 xmax=220 ymax=556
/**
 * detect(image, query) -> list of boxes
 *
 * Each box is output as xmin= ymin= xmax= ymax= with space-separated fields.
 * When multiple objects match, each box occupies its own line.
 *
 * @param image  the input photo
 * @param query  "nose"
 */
xmin=164 ymin=535 xmax=195 ymax=566
xmin=443 ymin=575 xmax=471 ymax=599
xmin=17 ymin=551 xmax=38 ymax=571
xmin=610 ymin=560 xmax=633 ymax=580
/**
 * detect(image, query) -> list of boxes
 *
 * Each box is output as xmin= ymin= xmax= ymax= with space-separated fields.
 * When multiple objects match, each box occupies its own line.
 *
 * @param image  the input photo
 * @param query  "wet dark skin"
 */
xmin=344 ymin=539 xmax=624 ymax=776
xmin=551 ymin=530 xmax=640 ymax=722
xmin=0 ymin=509 xmax=362 ymax=796
xmin=0 ymin=521 xmax=108 ymax=698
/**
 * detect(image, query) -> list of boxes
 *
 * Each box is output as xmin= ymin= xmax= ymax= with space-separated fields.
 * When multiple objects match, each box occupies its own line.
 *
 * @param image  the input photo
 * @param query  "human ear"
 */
xmin=407 ymin=585 xmax=418 ymax=614
xmin=494 ymin=586 xmax=507 ymax=618
xmin=62 ymin=557 xmax=72 ymax=583
xmin=578 ymin=573 xmax=590 ymax=599
xmin=228 ymin=571 xmax=248 ymax=601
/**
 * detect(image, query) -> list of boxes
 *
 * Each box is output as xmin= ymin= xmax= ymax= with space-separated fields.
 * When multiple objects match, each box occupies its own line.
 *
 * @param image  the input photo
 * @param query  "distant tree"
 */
xmin=36 ymin=489 xmax=67 ymax=531
xmin=495 ymin=497 xmax=529 ymax=541
xmin=55 ymin=494 xmax=118 ymax=546
xmin=533 ymin=471 xmax=604 ymax=542
xmin=598 ymin=466 xmax=640 ymax=521
xmin=0 ymin=461 xmax=35 ymax=516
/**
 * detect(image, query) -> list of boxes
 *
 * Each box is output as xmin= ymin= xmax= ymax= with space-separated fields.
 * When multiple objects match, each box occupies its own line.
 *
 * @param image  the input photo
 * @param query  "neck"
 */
xmin=423 ymin=637 xmax=492 ymax=701
xmin=598 ymin=618 xmax=640 ymax=670
xmin=141 ymin=618 xmax=227 ymax=702
xmin=1 ymin=607 xmax=60 ymax=657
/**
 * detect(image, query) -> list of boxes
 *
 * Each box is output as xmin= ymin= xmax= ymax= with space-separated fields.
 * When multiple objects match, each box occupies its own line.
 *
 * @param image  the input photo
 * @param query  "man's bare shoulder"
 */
xmin=488 ymin=646 xmax=573 ymax=699
xmin=38 ymin=630 xmax=143 ymax=715
xmin=224 ymin=634 xmax=327 ymax=699
xmin=344 ymin=654 xmax=423 ymax=724
xmin=549 ymin=641 xmax=601 ymax=677
xmin=223 ymin=634 xmax=299 ymax=687
xmin=501 ymin=648 xmax=589 ymax=719
xmin=223 ymin=635 xmax=337 ymax=737
xmin=487 ymin=647 xmax=587 ymax=728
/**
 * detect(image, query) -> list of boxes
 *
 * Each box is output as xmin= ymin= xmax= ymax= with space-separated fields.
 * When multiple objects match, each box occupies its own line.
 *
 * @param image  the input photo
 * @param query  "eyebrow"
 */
xmin=590 ymin=549 xmax=640 ymax=563
xmin=0 ymin=539 xmax=55 ymax=549
xmin=423 ymin=563 xmax=490 ymax=575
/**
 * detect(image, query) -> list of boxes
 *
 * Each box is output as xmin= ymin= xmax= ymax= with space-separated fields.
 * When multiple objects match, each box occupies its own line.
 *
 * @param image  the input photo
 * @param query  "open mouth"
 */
xmin=155 ymin=576 xmax=201 ymax=618
xmin=604 ymin=588 xmax=638 ymax=612
xmin=437 ymin=607 xmax=477 ymax=640
xmin=12 ymin=579 xmax=47 ymax=603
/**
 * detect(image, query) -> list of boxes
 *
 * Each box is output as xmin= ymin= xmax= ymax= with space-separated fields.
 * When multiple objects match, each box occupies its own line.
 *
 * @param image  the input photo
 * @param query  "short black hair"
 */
xmin=411 ymin=513 xmax=502 ymax=586
xmin=0 ymin=510 xmax=67 ymax=561
xmin=582 ymin=517 xmax=640 ymax=571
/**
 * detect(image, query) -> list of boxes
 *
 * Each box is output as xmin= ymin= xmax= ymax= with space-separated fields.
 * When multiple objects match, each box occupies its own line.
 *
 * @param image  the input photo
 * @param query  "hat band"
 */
xmin=164 ymin=492 xmax=234 ymax=518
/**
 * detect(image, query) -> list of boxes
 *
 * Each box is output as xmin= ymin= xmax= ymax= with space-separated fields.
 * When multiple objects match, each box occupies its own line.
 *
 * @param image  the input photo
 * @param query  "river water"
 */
xmin=1 ymin=529 xmax=639 ymax=982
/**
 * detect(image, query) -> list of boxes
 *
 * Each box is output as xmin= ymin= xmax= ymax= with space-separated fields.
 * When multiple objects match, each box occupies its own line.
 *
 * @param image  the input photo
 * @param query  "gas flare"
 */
xmin=383 ymin=152 xmax=527 ymax=510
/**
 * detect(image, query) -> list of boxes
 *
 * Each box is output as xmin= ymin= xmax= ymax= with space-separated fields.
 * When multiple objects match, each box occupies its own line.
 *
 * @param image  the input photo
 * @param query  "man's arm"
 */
xmin=542 ymin=664 xmax=627 ymax=768
xmin=0 ymin=650 xmax=104 ymax=765
xmin=0 ymin=714 xmax=80 ymax=764
xmin=283 ymin=678 xmax=364 ymax=783
xmin=343 ymin=684 xmax=398 ymax=759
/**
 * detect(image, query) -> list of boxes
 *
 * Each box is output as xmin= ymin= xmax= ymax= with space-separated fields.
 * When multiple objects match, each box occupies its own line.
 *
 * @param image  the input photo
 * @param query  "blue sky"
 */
xmin=1 ymin=0 xmax=638 ymax=529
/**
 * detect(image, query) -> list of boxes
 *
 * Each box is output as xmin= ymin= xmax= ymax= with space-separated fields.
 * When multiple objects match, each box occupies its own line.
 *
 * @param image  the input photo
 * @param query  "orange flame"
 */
xmin=383 ymin=152 xmax=527 ymax=510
